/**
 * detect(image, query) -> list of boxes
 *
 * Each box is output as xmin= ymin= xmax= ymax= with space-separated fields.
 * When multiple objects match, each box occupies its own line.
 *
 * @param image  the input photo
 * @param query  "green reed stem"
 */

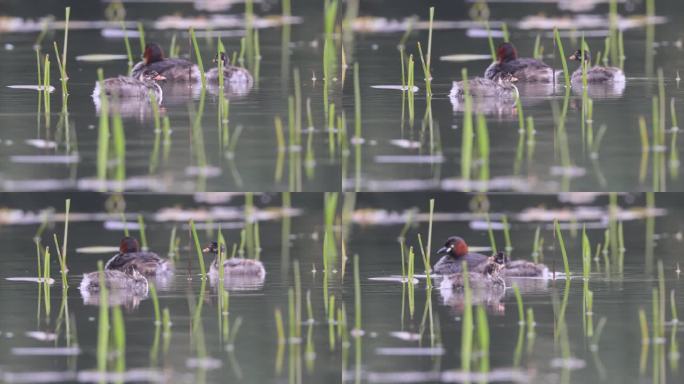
xmin=513 ymin=284 xmax=525 ymax=324
xmin=353 ymin=62 xmax=361 ymax=142
xmin=189 ymin=28 xmax=206 ymax=87
xmin=275 ymin=308 xmax=285 ymax=344
xmin=329 ymin=294 xmax=336 ymax=350
xmin=533 ymin=34 xmax=542 ymax=60
xmin=485 ymin=19 xmax=496 ymax=61
xmin=136 ymin=22 xmax=145 ymax=54
xmin=417 ymin=235 xmax=431 ymax=289
xmin=476 ymin=305 xmax=490 ymax=372
xmin=555 ymin=219 xmax=570 ymax=276
xmin=461 ymin=68 xmax=473 ymax=184
xmin=461 ymin=261 xmax=472 ymax=372
xmin=120 ymin=21 xmax=133 ymax=72
xmin=112 ymin=111 xmax=126 ymax=182
xmin=149 ymin=282 xmax=161 ymax=325
xmin=112 ymin=305 xmax=126 ymax=372
xmin=554 ymin=29 xmax=570 ymax=87
xmin=353 ymin=254 xmax=361 ymax=332
xmin=190 ymin=220 xmax=206 ymax=277
xmin=476 ymin=113 xmax=490 ymax=184
xmin=96 ymin=260 xmax=109 ymax=372
xmin=61 ymin=199 xmax=70 ymax=283
xmin=137 ymin=214 xmax=147 ymax=250
xmin=486 ymin=212 xmax=497 ymax=254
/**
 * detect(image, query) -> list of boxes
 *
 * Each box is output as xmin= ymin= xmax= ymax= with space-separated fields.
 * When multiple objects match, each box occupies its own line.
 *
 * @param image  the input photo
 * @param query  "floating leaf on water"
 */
xmin=193 ymin=192 xmax=239 ymax=204
xmin=6 ymin=277 xmax=55 ymax=284
xmin=101 ymin=28 xmax=141 ymax=38
xmin=389 ymin=139 xmax=421 ymax=149
xmin=75 ymin=246 xmax=119 ymax=254
xmin=184 ymin=166 xmax=222 ymax=177
xmin=375 ymin=347 xmax=445 ymax=356
xmin=389 ymin=331 xmax=421 ymax=341
xmin=466 ymin=28 xmax=505 ymax=38
xmin=153 ymin=14 xmax=300 ymax=30
xmin=3 ymin=179 xmax=76 ymax=191
xmin=76 ymin=369 xmax=164 ymax=383
xmin=2 ymin=371 xmax=77 ymax=383
xmin=517 ymin=14 xmax=667 ymax=31
xmin=368 ymin=276 xmax=419 ymax=284
xmin=186 ymin=357 xmax=222 ymax=370
xmin=441 ymin=176 xmax=541 ymax=192
xmin=25 ymin=331 xmax=57 ymax=341
xmin=77 ymin=177 xmax=165 ymax=192
xmin=549 ymin=165 xmax=586 ymax=178
xmin=24 ymin=139 xmax=57 ymax=149
xmin=104 ymin=221 xmax=141 ymax=231
xmin=470 ymin=220 xmax=506 ymax=230
xmin=440 ymin=54 xmax=492 ymax=62
xmin=7 ymin=85 xmax=55 ymax=92
xmin=75 ymin=54 xmax=129 ymax=62
xmin=370 ymin=85 xmax=419 ymax=92
xmin=550 ymin=357 xmax=587 ymax=370
xmin=10 ymin=155 xmax=79 ymax=164
xmin=11 ymin=347 xmax=80 ymax=356
xmin=374 ymin=155 xmax=445 ymax=164
xmin=352 ymin=17 xmax=503 ymax=33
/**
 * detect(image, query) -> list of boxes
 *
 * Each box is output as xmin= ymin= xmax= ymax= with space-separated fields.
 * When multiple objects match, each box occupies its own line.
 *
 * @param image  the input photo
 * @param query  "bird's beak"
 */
xmin=202 ymin=247 xmax=210 ymax=253
xmin=154 ymin=74 xmax=166 ymax=81
xmin=436 ymin=246 xmax=449 ymax=256
xmin=510 ymin=76 xmax=519 ymax=82
xmin=568 ymin=54 xmax=577 ymax=61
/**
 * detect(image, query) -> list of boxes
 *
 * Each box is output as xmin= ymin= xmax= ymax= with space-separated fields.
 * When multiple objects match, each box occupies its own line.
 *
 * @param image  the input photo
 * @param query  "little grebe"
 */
xmin=434 ymin=236 xmax=549 ymax=278
xmin=450 ymin=73 xmax=519 ymax=99
xmin=92 ymin=70 xmax=165 ymax=102
xmin=484 ymin=42 xmax=554 ymax=83
xmin=568 ymin=49 xmax=626 ymax=84
xmin=206 ymin=53 xmax=254 ymax=86
xmin=439 ymin=253 xmax=506 ymax=291
xmin=433 ymin=236 xmax=490 ymax=275
xmin=203 ymin=241 xmax=266 ymax=278
xmin=105 ymin=237 xmax=172 ymax=277
xmin=500 ymin=258 xmax=550 ymax=278
xmin=131 ymin=43 xmax=201 ymax=82
xmin=79 ymin=268 xmax=148 ymax=295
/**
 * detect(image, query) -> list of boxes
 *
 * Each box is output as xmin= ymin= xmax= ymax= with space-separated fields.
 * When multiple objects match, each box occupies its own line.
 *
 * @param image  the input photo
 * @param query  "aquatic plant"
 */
xmin=136 ymin=22 xmax=146 ymax=55
xmin=353 ymin=254 xmax=361 ymax=334
xmin=460 ymin=68 xmax=473 ymax=185
xmin=353 ymin=62 xmax=362 ymax=143
xmin=111 ymin=305 xmax=126 ymax=372
xmin=112 ymin=110 xmax=126 ymax=183
xmin=137 ymin=214 xmax=148 ymax=250
xmin=486 ymin=212 xmax=497 ymax=254
xmin=554 ymin=219 xmax=570 ymax=277
xmin=42 ymin=246 xmax=51 ymax=315
xmin=460 ymin=261 xmax=473 ymax=372
xmin=149 ymin=282 xmax=161 ymax=326
xmin=476 ymin=305 xmax=490 ymax=372
xmin=120 ymin=21 xmax=133 ymax=72
xmin=553 ymin=29 xmax=570 ymax=87
xmin=476 ymin=114 xmax=490 ymax=185
xmin=329 ymin=294 xmax=336 ymax=350
xmin=190 ymin=220 xmax=206 ymax=277
xmin=189 ymin=28 xmax=206 ymax=87
xmin=513 ymin=284 xmax=525 ymax=325
xmin=96 ymin=261 xmax=109 ymax=372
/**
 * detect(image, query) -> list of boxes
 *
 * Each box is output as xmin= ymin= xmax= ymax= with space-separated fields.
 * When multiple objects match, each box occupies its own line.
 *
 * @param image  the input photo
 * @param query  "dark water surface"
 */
xmin=343 ymin=193 xmax=683 ymax=383
xmin=0 ymin=0 xmax=339 ymax=192
xmin=342 ymin=1 xmax=684 ymax=191
xmin=0 ymin=193 xmax=340 ymax=383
